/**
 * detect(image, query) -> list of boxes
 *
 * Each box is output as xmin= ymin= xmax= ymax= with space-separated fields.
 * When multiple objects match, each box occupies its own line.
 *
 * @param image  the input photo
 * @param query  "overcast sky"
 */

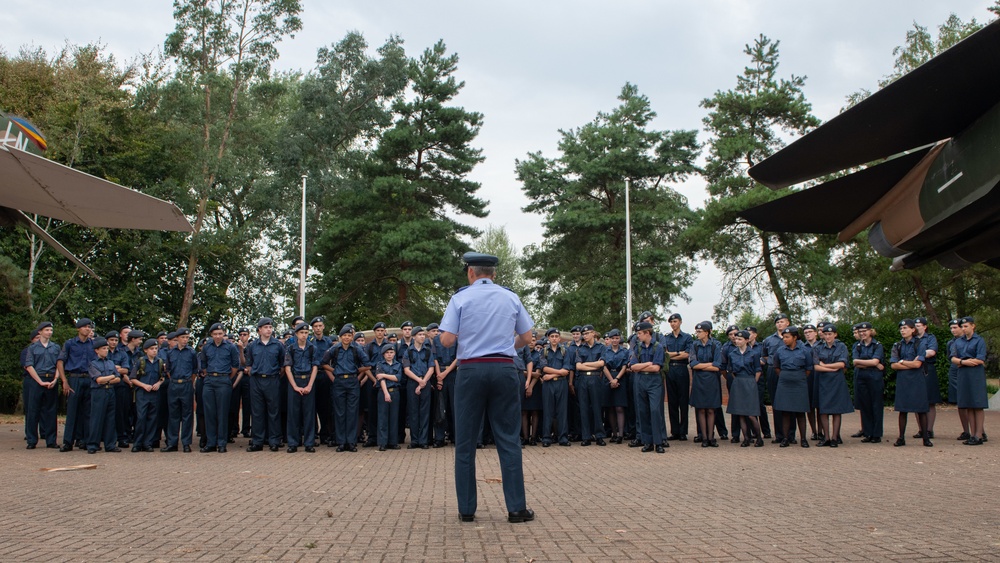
xmin=3 ymin=0 xmax=995 ymax=329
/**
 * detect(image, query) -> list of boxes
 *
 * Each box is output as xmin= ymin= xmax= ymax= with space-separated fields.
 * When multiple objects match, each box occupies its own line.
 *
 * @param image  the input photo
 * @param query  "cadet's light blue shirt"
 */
xmin=773 ymin=343 xmax=813 ymax=372
xmin=439 ymin=278 xmax=534 ymax=361
xmin=890 ymin=337 xmax=926 ymax=364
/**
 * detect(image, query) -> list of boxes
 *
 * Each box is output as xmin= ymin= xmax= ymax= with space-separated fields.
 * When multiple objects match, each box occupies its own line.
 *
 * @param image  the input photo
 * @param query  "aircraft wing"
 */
xmin=0 ymin=144 xmax=192 ymax=232
xmin=749 ymin=19 xmax=1000 ymax=189
xmin=0 ymin=207 xmax=100 ymax=279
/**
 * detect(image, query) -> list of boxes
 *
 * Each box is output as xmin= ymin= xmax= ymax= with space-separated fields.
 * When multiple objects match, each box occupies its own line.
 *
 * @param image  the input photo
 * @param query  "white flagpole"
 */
xmin=625 ymin=178 xmax=633 ymax=332
xmin=299 ymin=175 xmax=307 ymax=318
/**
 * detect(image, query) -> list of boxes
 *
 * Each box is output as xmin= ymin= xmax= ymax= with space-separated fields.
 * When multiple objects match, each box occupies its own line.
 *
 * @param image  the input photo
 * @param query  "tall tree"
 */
xmin=310 ymin=40 xmax=487 ymax=326
xmin=694 ymin=35 xmax=835 ymax=320
xmin=518 ymin=83 xmax=699 ymax=330
xmin=165 ymin=0 xmax=302 ymax=327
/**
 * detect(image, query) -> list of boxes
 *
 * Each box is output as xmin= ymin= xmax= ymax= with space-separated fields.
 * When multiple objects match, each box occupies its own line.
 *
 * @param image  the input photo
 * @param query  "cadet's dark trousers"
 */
xmin=364 ymin=379 xmax=379 ymax=444
xmin=665 ymin=362 xmax=689 ymax=437
xmin=542 ymin=377 xmax=569 ymax=444
xmin=114 ymin=384 xmax=131 ymax=444
xmin=286 ymin=374 xmax=316 ymax=447
xmin=454 ymin=360 xmax=526 ymax=515
xmin=203 ymin=375 xmax=232 ymax=449
xmin=195 ymin=376 xmax=205 ymax=440
xmin=377 ymin=386 xmax=400 ymax=446
xmin=635 ymin=372 xmax=666 ymax=446
xmin=315 ymin=375 xmax=333 ymax=444
xmin=156 ymin=379 xmax=170 ymax=444
xmin=576 ymin=373 xmax=605 ymax=440
xmin=166 ymin=378 xmax=194 ymax=447
xmin=434 ymin=375 xmax=456 ymax=443
xmin=25 ymin=375 xmax=58 ymax=446
xmin=568 ymin=379 xmax=581 ymax=438
xmin=856 ymin=370 xmax=884 ymax=438
xmin=279 ymin=377 xmax=289 ymax=443
xmin=88 ymin=386 xmax=117 ymax=451
xmin=238 ymin=376 xmax=252 ymax=436
xmin=406 ymin=378 xmax=432 ymax=446
xmin=757 ymin=376 xmax=770 ymax=436
xmin=228 ymin=377 xmax=244 ymax=437
xmin=134 ymin=389 xmax=158 ymax=447
xmin=767 ymin=366 xmax=794 ymax=440
xmin=397 ymin=380 xmax=409 ymax=444
xmin=332 ymin=374 xmax=360 ymax=446
xmin=250 ymin=374 xmax=281 ymax=447
xmin=359 ymin=379 xmax=374 ymax=441
xmin=657 ymin=376 xmax=668 ymax=440
xmin=63 ymin=374 xmax=91 ymax=446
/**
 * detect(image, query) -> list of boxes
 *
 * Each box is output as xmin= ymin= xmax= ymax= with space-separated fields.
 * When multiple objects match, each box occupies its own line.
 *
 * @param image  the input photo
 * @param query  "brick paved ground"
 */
xmin=1 ymin=407 xmax=998 ymax=562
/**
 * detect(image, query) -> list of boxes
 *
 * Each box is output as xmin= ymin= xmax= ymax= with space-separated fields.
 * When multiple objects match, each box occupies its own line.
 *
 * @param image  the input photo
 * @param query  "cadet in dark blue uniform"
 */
xmin=106 ymin=331 xmax=132 ymax=448
xmin=720 ymin=325 xmax=739 ymax=442
xmin=945 ymin=320 xmax=971 ymax=439
xmin=306 ymin=318 xmax=333 ymax=445
xmin=762 ymin=314 xmax=795 ymax=442
xmin=953 ymin=316 xmax=988 ymax=445
xmin=395 ymin=321 xmax=415 ymax=445
xmin=745 ymin=326 xmax=770 ymax=439
xmin=689 ymin=321 xmax=722 ymax=448
xmin=164 ymin=328 xmax=198 ymax=452
xmin=153 ymin=330 xmax=173 ymax=449
xmin=539 ymin=328 xmax=571 ymax=447
xmin=245 ymin=318 xmax=286 ymax=452
xmin=520 ymin=332 xmax=541 ymax=445
xmin=890 ymin=319 xmax=930 ymax=447
xmin=630 ymin=321 xmax=666 ymax=453
xmin=812 ymin=325 xmax=853 ymax=447
xmin=434 ymin=324 xmax=459 ymax=447
xmin=663 ymin=314 xmax=692 ymax=441
xmin=375 ymin=344 xmax=402 ymax=451
xmin=87 ymin=337 xmax=121 ymax=453
xmin=772 ymin=326 xmax=812 ymax=448
xmin=725 ymin=330 xmax=763 ymax=447
xmin=120 ymin=329 xmax=143 ymax=445
xmin=284 ymin=323 xmax=318 ymax=453
xmin=602 ymin=329 xmax=628 ymax=444
xmin=403 ymin=326 xmax=434 ymax=449
xmin=851 ymin=322 xmax=885 ymax=443
xmin=57 ymin=318 xmax=96 ymax=451
xmin=574 ymin=324 xmax=607 ymax=446
xmin=914 ymin=318 xmax=942 ymax=439
xmin=439 ymin=251 xmax=535 ymax=523
xmin=130 ymin=339 xmax=165 ymax=452
xmin=21 ymin=329 xmax=40 ymax=446
xmin=232 ymin=327 xmax=253 ymax=439
xmin=566 ymin=326 xmax=583 ymax=442
xmin=322 ymin=326 xmax=367 ymax=452
xmin=364 ymin=322 xmax=391 ymax=447
xmin=22 ymin=322 xmax=60 ymax=449
xmin=801 ymin=324 xmax=821 ymax=441
xmin=199 ymin=323 xmax=240 ymax=453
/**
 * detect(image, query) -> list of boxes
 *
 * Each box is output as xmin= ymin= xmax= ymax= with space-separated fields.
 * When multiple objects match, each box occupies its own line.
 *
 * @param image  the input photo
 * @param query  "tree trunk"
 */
xmin=910 ymin=273 xmax=940 ymax=325
xmin=760 ymin=232 xmax=790 ymax=315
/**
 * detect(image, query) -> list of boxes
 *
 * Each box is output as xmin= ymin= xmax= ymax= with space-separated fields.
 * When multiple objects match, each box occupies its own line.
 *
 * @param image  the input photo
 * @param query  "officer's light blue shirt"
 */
xmin=439 ymin=278 xmax=534 ymax=360
xmin=59 ymin=336 xmax=96 ymax=373
xmin=200 ymin=340 xmax=240 ymax=374
xmin=24 ymin=341 xmax=61 ymax=374
xmin=285 ymin=341 xmax=318 ymax=374
xmin=245 ymin=338 xmax=286 ymax=375
xmin=166 ymin=346 xmax=199 ymax=378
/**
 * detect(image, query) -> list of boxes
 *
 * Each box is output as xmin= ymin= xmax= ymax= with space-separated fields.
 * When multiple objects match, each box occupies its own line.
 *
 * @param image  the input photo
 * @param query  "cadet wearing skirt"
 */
xmin=689 ymin=321 xmax=723 ymax=448
xmin=952 ymin=316 xmax=988 ymax=445
xmin=725 ymin=330 xmax=764 ymax=447
xmin=772 ymin=326 xmax=812 ymax=448
xmin=914 ymin=318 xmax=942 ymax=439
xmin=945 ymin=319 xmax=971 ymax=439
xmin=890 ymin=319 xmax=930 ymax=447
xmin=812 ymin=325 xmax=853 ymax=447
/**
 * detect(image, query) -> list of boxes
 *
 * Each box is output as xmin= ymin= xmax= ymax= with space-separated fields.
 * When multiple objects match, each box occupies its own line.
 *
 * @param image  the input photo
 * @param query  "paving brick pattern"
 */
xmin=1 ymin=408 xmax=998 ymax=562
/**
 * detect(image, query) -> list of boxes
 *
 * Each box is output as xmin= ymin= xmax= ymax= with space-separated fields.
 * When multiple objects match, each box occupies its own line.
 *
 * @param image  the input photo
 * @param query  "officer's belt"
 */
xmin=578 ymin=370 xmax=601 ymax=376
xmin=461 ymin=355 xmax=513 ymax=365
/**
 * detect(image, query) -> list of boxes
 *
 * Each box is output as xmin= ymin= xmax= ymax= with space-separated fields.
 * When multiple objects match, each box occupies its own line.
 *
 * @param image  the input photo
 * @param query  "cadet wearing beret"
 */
xmin=22 ymin=322 xmax=60 ymax=449
xmin=153 ymin=330 xmax=174 ymax=449
xmin=374 ymin=343 xmax=403 ymax=450
xmin=630 ymin=321 xmax=666 ymax=453
xmin=945 ymin=319 xmax=971 ymax=439
xmin=689 ymin=321 xmax=722 ymax=448
xmin=851 ymin=322 xmax=885 ymax=443
xmin=164 ymin=328 xmax=199 ymax=453
xmin=363 ymin=322 xmax=391 ymax=448
xmin=574 ymin=324 xmax=607 ymax=446
xmin=229 ymin=327 xmax=253 ymax=441
xmin=539 ymin=328 xmax=571 ymax=447
xmin=601 ymin=329 xmax=629 ymax=443
xmin=87 ymin=337 xmax=121 ymax=453
xmin=106 ymin=331 xmax=132 ymax=448
xmin=57 ymin=318 xmax=96 ymax=452
xmin=395 ymin=321 xmax=415 ymax=445
xmin=890 ymin=319 xmax=931 ymax=447
xmin=284 ymin=323 xmax=319 ymax=453
xmin=307 ymin=317 xmax=335 ymax=446
xmin=440 ymin=251 xmax=535 ymax=524
xmin=772 ymin=326 xmax=812 ymax=448
xmin=433 ymin=322 xmax=459 ymax=448
xmin=321 ymin=325 xmax=369 ymax=452
xmin=761 ymin=314 xmax=794 ymax=442
xmin=725 ymin=330 xmax=764 ymax=447
xmin=913 ymin=318 xmax=942 ymax=439
xmin=812 ymin=325 xmax=853 ymax=447
xmin=565 ymin=325 xmax=584 ymax=442
xmin=402 ymin=326 xmax=435 ymax=449
xmin=200 ymin=323 xmax=240 ymax=452
xmin=801 ymin=324 xmax=821 ymax=441
xmin=245 ymin=318 xmax=287 ymax=452
xmin=952 ymin=317 xmax=988 ymax=445
xmin=130 ymin=339 xmax=166 ymax=452
xmin=663 ymin=314 xmax=692 ymax=441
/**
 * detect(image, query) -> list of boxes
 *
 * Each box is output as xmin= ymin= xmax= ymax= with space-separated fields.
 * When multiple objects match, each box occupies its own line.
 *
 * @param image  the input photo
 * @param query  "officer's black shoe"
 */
xmin=580 ymin=440 xmax=591 ymax=446
xmin=893 ymin=437 xmax=905 ymax=447
xmin=268 ymin=445 xmax=280 ymax=452
xmin=246 ymin=445 xmax=263 ymax=452
xmin=641 ymin=444 xmax=654 ymax=453
xmin=595 ymin=438 xmax=607 ymax=446
xmin=779 ymin=439 xmax=790 ymax=448
xmin=107 ymin=447 xmax=122 ymax=453
xmin=161 ymin=446 xmax=178 ymax=452
xmin=627 ymin=439 xmax=642 ymax=448
xmin=851 ymin=431 xmax=865 ymax=438
xmin=218 ymin=446 xmax=227 ymax=453
xmin=541 ymin=441 xmax=550 ymax=448
xmin=957 ymin=432 xmax=971 ymax=441
xmin=182 ymin=445 xmax=192 ymax=453
xmin=26 ymin=444 xmax=35 ymax=450
xmin=200 ymin=446 xmax=218 ymax=453
xmin=286 ymin=446 xmax=297 ymax=453
xmin=459 ymin=513 xmax=475 ymax=522
xmin=655 ymin=445 xmax=665 ymax=454
xmin=378 ymin=445 xmax=386 ymax=451
xmin=336 ymin=445 xmax=346 ymax=452
xmin=305 ymin=446 xmax=315 ymax=453
xmin=507 ymin=508 xmax=534 ymax=523
xmin=131 ymin=446 xmax=142 ymax=452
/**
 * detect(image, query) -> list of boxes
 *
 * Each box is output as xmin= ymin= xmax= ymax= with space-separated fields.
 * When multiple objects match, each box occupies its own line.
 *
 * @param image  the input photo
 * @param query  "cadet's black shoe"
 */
xmin=106 ymin=447 xmax=122 ymax=453
xmin=869 ymin=437 xmax=882 ymax=443
xmin=800 ymin=439 xmax=809 ymax=448
xmin=655 ymin=445 xmax=665 ymax=454
xmin=304 ymin=446 xmax=315 ymax=453
xmin=227 ymin=437 xmax=235 ymax=444
xmin=75 ymin=440 xmax=85 ymax=449
xmin=740 ymin=439 xmax=750 ymax=448
xmin=923 ymin=437 xmax=933 ymax=447
xmin=829 ymin=440 xmax=838 ymax=448
xmin=182 ymin=445 xmax=192 ymax=453
xmin=731 ymin=437 xmax=740 ymax=444
xmin=641 ymin=444 xmax=654 ymax=452
xmin=26 ymin=444 xmax=35 ymax=450
xmin=378 ymin=445 xmax=386 ymax=451
xmin=459 ymin=513 xmax=475 ymax=522
xmin=246 ymin=445 xmax=263 ymax=452
xmin=348 ymin=444 xmax=358 ymax=452
xmin=613 ymin=436 xmax=623 ymax=444
xmin=200 ymin=446 xmax=218 ymax=453
xmin=541 ymin=441 xmax=551 ymax=448
xmin=580 ymin=440 xmax=591 ymax=446
xmin=817 ymin=439 xmax=831 ymax=447
xmin=131 ymin=446 xmax=142 ymax=452
xmin=677 ymin=435 xmax=688 ymax=441
xmin=432 ymin=441 xmax=445 ymax=448
xmin=719 ymin=433 xmax=728 ymax=440
xmin=59 ymin=444 xmax=73 ymax=452
xmin=199 ymin=437 xmax=207 ymax=448
xmin=388 ymin=445 xmax=401 ymax=450
xmin=701 ymin=440 xmax=710 ymax=448
xmin=558 ymin=441 xmax=570 ymax=447
xmin=709 ymin=439 xmax=719 ymax=447
xmin=627 ymin=439 xmax=642 ymax=448
xmin=595 ymin=438 xmax=607 ymax=446
xmin=851 ymin=431 xmax=865 ymax=438
xmin=754 ymin=438 xmax=764 ymax=447
xmin=779 ymin=439 xmax=790 ymax=448
xmin=118 ymin=441 xmax=129 ymax=449
xmin=287 ymin=446 xmax=297 ymax=453
xmin=268 ymin=445 xmax=280 ymax=452
xmin=693 ymin=435 xmax=703 ymax=443
xmin=161 ymin=446 xmax=178 ymax=452
xmin=87 ymin=449 xmax=97 ymax=454
xmin=336 ymin=445 xmax=346 ymax=452
xmin=957 ymin=432 xmax=971 ymax=441
xmin=363 ymin=441 xmax=376 ymax=448
xmin=46 ymin=443 xmax=58 ymax=449
xmin=893 ymin=437 xmax=905 ymax=447
xmin=982 ymin=433 xmax=988 ymax=442
xmin=811 ymin=433 xmax=820 ymax=441
xmin=508 ymin=508 xmax=535 ymax=523
xmin=218 ymin=446 xmax=227 ymax=453
xmin=762 ymin=433 xmax=772 ymax=439
xmin=476 ymin=443 xmax=485 ymax=449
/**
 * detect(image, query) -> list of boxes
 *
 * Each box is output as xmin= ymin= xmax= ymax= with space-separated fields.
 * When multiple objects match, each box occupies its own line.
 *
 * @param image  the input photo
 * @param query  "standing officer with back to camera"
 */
xmin=439 ymin=251 xmax=535 ymax=524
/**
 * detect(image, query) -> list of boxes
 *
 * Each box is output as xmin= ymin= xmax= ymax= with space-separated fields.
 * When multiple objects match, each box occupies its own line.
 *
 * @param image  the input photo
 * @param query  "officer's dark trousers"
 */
xmin=204 ymin=375 xmax=232 ymax=448
xmin=332 ymin=375 xmax=360 ymax=446
xmin=665 ymin=363 xmax=689 ymax=437
xmin=856 ymin=371 xmax=884 ymax=438
xmin=635 ymin=372 xmax=666 ymax=446
xmin=134 ymin=389 xmax=158 ymax=447
xmin=114 ymin=384 xmax=131 ymax=443
xmin=377 ymin=386 xmax=400 ymax=446
xmin=315 ymin=375 xmax=333 ymax=444
xmin=228 ymin=377 xmax=244 ymax=437
xmin=156 ymin=379 xmax=170 ymax=444
xmin=576 ymin=374 xmax=605 ymax=440
xmin=454 ymin=361 xmax=526 ymax=515
xmin=250 ymin=375 xmax=281 ymax=447
xmin=434 ymin=375 xmax=456 ymax=443
xmin=25 ymin=376 xmax=58 ymax=446
xmin=195 ymin=376 xmax=205 ymax=440
xmin=542 ymin=378 xmax=569 ymax=443
xmin=364 ymin=379 xmax=379 ymax=444
xmin=166 ymin=379 xmax=194 ymax=447
xmin=767 ymin=366 xmax=794 ymax=440
xmin=757 ymin=376 xmax=770 ymax=436
xmin=286 ymin=375 xmax=316 ymax=447
xmin=406 ymin=378 xmax=432 ymax=446
xmin=64 ymin=375 xmax=91 ymax=445
xmin=88 ymin=387 xmax=117 ymax=451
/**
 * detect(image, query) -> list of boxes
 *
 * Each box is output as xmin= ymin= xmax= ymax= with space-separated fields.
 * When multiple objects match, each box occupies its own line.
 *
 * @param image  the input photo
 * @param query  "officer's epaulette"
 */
xmin=500 ymin=285 xmax=515 ymax=293
xmin=454 ymin=285 xmax=470 ymax=293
